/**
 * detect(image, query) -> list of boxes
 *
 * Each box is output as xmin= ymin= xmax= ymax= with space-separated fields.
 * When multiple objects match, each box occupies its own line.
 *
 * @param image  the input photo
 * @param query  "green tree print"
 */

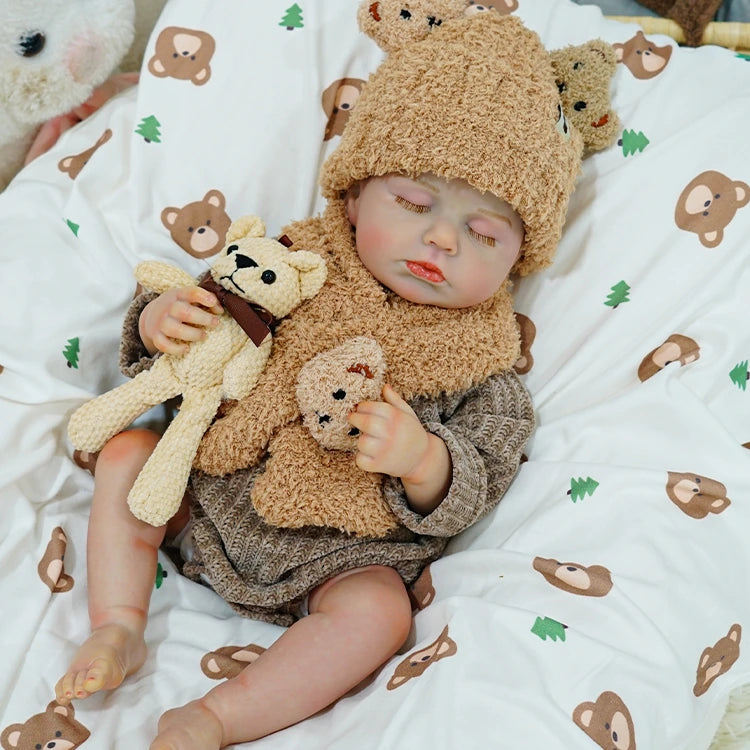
xmin=155 ymin=562 xmax=168 ymax=589
xmin=135 ymin=115 xmax=162 ymax=143
xmin=280 ymin=4 xmax=304 ymax=29
xmin=63 ymin=338 xmax=80 ymax=369
xmin=531 ymin=616 xmax=567 ymax=642
xmin=619 ymin=129 xmax=649 ymax=156
xmin=604 ymin=281 xmax=630 ymax=308
xmin=568 ymin=476 xmax=599 ymax=502
xmin=729 ymin=360 xmax=748 ymax=391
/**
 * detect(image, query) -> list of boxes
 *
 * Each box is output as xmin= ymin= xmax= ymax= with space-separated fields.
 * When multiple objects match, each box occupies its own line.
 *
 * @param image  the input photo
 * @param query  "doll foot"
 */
xmin=55 ymin=623 xmax=147 ymax=702
xmin=150 ymin=700 xmax=224 ymax=750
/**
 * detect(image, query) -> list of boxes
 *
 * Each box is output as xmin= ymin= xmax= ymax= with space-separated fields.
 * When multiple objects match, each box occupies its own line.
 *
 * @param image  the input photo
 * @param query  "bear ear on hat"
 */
xmin=357 ymin=0 xmax=469 ymax=53
xmin=550 ymin=40 xmax=620 ymax=152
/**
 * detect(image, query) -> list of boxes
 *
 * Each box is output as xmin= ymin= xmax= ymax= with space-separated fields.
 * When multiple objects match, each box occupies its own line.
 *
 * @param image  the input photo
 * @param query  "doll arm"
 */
xmin=381 ymin=370 xmax=535 ymax=537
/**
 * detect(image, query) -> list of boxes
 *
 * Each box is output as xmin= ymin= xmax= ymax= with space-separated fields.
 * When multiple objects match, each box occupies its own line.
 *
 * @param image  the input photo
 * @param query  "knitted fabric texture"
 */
xmin=319 ymin=12 xmax=584 ymax=276
xmin=68 ymin=217 xmax=326 ymax=526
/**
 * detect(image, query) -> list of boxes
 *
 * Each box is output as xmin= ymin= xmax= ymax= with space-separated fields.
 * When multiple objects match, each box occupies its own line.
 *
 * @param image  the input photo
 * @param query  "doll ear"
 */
xmin=286 ymin=251 xmax=328 ymax=299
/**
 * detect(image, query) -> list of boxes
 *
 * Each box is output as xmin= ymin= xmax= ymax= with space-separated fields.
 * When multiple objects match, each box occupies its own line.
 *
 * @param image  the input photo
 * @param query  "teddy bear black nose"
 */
xmin=18 ymin=31 xmax=46 ymax=57
xmin=235 ymin=254 xmax=258 ymax=269
xmin=261 ymin=270 xmax=276 ymax=285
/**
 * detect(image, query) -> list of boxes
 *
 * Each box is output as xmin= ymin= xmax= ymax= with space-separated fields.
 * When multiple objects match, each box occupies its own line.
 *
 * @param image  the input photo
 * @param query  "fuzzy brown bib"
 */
xmin=193 ymin=199 xmax=520 ymax=478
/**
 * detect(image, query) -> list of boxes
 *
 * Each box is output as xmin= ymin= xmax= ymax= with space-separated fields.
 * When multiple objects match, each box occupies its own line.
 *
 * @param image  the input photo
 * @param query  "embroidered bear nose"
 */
xmin=318 ymin=414 xmax=331 ymax=424
xmin=261 ymin=270 xmax=276 ymax=284
xmin=18 ymin=31 xmax=45 ymax=57
xmin=235 ymin=254 xmax=258 ymax=268
xmin=332 ymin=389 xmax=346 ymax=400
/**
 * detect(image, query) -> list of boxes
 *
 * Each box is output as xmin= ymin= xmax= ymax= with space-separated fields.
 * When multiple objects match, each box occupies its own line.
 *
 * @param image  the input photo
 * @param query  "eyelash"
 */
xmin=468 ymin=227 xmax=496 ymax=247
xmin=395 ymin=195 xmax=430 ymax=213
xmin=396 ymin=195 xmax=497 ymax=247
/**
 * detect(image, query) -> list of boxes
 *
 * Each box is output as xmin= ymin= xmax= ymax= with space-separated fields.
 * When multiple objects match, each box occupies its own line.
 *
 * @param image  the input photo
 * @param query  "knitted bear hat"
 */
xmin=319 ymin=10 xmax=584 ymax=276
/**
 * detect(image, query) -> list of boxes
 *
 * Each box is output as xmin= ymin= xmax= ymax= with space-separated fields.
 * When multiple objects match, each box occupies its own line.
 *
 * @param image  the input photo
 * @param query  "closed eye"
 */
xmin=395 ymin=196 xmax=430 ymax=213
xmin=468 ymin=226 xmax=496 ymax=246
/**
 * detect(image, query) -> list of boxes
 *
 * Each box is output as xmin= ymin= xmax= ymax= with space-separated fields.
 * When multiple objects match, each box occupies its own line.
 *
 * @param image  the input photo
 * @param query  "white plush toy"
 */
xmin=0 ymin=0 xmax=166 ymax=190
xmin=68 ymin=216 xmax=328 ymax=527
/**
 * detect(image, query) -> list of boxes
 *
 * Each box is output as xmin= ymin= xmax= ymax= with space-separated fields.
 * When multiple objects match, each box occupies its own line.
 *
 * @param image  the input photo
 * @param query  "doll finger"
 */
xmin=354 ymin=450 xmax=378 ymax=473
xmin=381 ymin=384 xmax=417 ymax=416
xmin=152 ymin=331 xmax=188 ymax=356
xmin=348 ymin=411 xmax=388 ymax=440
xmin=181 ymin=287 xmax=223 ymax=315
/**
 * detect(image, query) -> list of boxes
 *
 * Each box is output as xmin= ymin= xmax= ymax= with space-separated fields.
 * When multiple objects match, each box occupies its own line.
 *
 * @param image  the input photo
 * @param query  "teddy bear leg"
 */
xmin=127 ymin=386 xmax=223 ymax=526
xmin=68 ymin=363 xmax=181 ymax=453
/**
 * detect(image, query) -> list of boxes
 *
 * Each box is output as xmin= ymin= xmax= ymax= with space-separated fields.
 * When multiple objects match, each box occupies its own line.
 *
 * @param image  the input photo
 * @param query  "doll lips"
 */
xmin=406 ymin=261 xmax=444 ymax=283
xmin=592 ymin=114 xmax=609 ymax=128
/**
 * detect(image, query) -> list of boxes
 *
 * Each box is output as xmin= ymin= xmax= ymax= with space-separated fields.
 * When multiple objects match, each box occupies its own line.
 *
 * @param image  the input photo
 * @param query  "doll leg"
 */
xmin=55 ymin=429 xmax=190 ymax=703
xmin=149 ymin=565 xmax=412 ymax=750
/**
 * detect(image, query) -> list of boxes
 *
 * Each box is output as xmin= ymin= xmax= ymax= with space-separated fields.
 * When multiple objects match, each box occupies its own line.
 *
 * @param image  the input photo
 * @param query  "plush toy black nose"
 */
xmin=235 ymin=254 xmax=258 ymax=269
xmin=18 ymin=31 xmax=46 ymax=57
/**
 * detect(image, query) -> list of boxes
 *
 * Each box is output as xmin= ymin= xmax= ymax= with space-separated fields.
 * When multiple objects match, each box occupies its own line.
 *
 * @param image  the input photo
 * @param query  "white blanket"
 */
xmin=1 ymin=1 xmax=749 ymax=748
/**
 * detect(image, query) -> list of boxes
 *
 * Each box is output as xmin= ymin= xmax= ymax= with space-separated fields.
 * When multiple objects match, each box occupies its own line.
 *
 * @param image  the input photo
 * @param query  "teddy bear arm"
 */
xmin=134 ymin=261 xmax=196 ymax=293
xmin=222 ymin=337 xmax=272 ymax=401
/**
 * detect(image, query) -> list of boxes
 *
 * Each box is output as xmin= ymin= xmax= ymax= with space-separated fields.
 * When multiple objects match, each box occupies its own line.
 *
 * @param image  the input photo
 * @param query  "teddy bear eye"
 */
xmin=400 ymin=9 xmax=412 ymax=20
xmin=226 ymin=244 xmax=238 ymax=254
xmin=261 ymin=270 xmax=276 ymax=284
xmin=332 ymin=389 xmax=346 ymax=400
xmin=18 ymin=31 xmax=46 ymax=57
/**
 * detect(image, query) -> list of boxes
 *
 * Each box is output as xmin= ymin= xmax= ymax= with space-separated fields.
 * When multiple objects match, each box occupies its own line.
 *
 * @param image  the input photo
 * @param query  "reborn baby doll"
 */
xmin=56 ymin=4 xmax=617 ymax=748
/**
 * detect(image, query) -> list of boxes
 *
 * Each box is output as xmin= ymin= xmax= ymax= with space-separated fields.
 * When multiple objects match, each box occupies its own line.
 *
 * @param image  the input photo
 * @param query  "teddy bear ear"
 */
xmin=357 ymin=0 xmax=468 ymax=53
xmin=285 ymin=250 xmax=328 ymax=300
xmin=226 ymin=215 xmax=266 ymax=243
xmin=549 ymin=39 xmax=619 ymax=152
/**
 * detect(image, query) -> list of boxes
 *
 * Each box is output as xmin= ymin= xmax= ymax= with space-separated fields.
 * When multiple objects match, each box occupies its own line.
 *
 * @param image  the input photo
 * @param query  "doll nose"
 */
xmin=423 ymin=219 xmax=458 ymax=254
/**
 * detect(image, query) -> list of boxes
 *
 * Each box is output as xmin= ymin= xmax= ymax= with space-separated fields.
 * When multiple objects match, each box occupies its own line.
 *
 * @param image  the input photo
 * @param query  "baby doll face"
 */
xmin=346 ymin=173 xmax=523 ymax=308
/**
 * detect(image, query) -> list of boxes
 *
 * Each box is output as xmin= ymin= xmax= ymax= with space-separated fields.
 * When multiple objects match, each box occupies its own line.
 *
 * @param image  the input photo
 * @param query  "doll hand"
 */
xmin=347 ymin=384 xmax=430 ymax=479
xmin=140 ymin=286 xmax=223 ymax=356
xmin=24 ymin=73 xmax=139 ymax=165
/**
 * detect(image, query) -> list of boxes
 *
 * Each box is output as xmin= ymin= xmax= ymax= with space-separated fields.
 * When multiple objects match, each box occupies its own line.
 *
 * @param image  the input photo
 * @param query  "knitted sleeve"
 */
xmin=382 ymin=370 xmax=534 ymax=537
xmin=119 ymin=291 xmax=160 ymax=378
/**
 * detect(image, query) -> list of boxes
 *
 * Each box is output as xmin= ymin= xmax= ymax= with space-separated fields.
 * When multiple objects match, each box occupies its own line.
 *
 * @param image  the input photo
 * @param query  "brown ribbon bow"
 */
xmin=197 ymin=272 xmax=275 ymax=347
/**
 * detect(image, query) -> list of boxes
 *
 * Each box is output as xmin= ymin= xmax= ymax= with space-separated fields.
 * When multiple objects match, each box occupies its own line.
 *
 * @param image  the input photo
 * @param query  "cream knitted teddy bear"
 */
xmin=68 ymin=215 xmax=327 ymax=526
